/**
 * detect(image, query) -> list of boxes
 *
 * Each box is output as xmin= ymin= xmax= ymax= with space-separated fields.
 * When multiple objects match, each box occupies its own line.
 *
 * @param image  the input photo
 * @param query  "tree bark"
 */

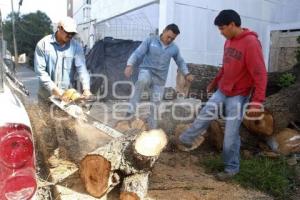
xmin=120 ymin=173 xmax=149 ymax=200
xmin=264 ymin=83 xmax=300 ymax=133
xmin=114 ymin=118 xmax=148 ymax=133
xmin=80 ymin=129 xmax=167 ymax=198
xmin=207 ymin=120 xmax=225 ymax=151
xmin=266 ymin=63 xmax=300 ymax=96
xmin=266 ymin=128 xmax=300 ymax=155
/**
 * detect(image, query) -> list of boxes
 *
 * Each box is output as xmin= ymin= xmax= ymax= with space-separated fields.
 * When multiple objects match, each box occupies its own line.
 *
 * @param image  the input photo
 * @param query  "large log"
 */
xmin=120 ymin=173 xmax=149 ymax=200
xmin=176 ymin=72 xmax=191 ymax=97
xmin=266 ymin=128 xmax=300 ymax=155
xmin=80 ymin=129 xmax=167 ymax=199
xmin=264 ymin=83 xmax=300 ymax=132
xmin=114 ymin=118 xmax=148 ymax=133
xmin=158 ymin=98 xmax=202 ymax=135
xmin=208 ymin=120 xmax=225 ymax=151
xmin=242 ymin=109 xmax=274 ymax=136
xmin=266 ymin=63 xmax=300 ymax=96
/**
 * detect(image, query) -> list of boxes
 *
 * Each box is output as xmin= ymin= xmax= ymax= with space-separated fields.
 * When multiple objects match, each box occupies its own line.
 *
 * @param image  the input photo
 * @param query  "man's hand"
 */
xmin=246 ymin=104 xmax=264 ymax=118
xmin=124 ymin=65 xmax=133 ymax=78
xmin=82 ymin=89 xmax=92 ymax=99
xmin=185 ymin=74 xmax=194 ymax=82
xmin=51 ymin=87 xmax=64 ymax=98
xmin=206 ymin=81 xmax=217 ymax=93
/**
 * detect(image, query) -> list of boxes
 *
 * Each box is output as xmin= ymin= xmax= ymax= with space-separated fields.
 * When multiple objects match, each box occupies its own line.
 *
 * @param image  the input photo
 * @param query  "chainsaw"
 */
xmin=49 ymin=95 xmax=123 ymax=138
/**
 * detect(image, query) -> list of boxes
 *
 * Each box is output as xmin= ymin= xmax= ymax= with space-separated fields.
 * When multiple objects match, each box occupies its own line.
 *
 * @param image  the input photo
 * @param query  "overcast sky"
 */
xmin=1 ymin=0 xmax=67 ymax=23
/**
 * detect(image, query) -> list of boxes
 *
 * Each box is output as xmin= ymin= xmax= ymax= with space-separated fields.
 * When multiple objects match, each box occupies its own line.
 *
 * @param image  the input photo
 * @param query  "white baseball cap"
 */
xmin=58 ymin=17 xmax=78 ymax=33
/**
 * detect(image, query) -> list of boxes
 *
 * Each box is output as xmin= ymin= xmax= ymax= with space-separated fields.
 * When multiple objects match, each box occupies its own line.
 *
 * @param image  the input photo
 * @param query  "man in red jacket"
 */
xmin=178 ymin=9 xmax=267 ymax=180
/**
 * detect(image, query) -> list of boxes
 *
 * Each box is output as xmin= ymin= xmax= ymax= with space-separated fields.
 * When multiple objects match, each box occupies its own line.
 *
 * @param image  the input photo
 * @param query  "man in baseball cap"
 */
xmin=34 ymin=15 xmax=91 ymax=101
xmin=58 ymin=16 xmax=78 ymax=34
xmin=56 ymin=17 xmax=78 ymax=44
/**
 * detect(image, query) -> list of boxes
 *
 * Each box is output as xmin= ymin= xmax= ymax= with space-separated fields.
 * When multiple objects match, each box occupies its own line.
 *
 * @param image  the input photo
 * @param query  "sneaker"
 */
xmin=177 ymin=135 xmax=205 ymax=152
xmin=176 ymin=138 xmax=194 ymax=152
xmin=180 ymin=141 xmax=193 ymax=148
xmin=215 ymin=171 xmax=237 ymax=181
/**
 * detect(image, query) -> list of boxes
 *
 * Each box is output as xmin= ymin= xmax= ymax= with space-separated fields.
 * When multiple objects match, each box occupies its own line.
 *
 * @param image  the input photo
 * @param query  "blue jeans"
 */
xmin=129 ymin=69 xmax=164 ymax=129
xmin=179 ymin=89 xmax=249 ymax=173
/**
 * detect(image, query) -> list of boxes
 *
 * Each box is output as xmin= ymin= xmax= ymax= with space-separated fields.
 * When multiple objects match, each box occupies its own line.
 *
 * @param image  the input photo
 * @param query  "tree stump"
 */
xmin=80 ymin=129 xmax=167 ymax=199
xmin=264 ymin=83 xmax=300 ymax=132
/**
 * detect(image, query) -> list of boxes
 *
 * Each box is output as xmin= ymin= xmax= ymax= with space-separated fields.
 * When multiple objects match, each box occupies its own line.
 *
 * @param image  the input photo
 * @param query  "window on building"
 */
xmin=83 ymin=7 xmax=91 ymax=21
xmin=84 ymin=0 xmax=91 ymax=5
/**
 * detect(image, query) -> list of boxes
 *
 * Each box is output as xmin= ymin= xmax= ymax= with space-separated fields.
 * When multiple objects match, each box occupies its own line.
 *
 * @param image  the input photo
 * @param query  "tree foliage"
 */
xmin=3 ymin=11 xmax=53 ymax=66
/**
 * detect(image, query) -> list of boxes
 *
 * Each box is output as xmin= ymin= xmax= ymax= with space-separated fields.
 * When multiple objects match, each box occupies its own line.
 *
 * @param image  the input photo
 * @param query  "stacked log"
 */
xmin=242 ymin=109 xmax=274 ymax=136
xmin=80 ymin=129 xmax=167 ymax=199
xmin=176 ymin=72 xmax=191 ymax=97
xmin=264 ymin=83 xmax=300 ymax=133
xmin=114 ymin=118 xmax=148 ymax=133
xmin=266 ymin=128 xmax=300 ymax=155
xmin=208 ymin=120 xmax=225 ymax=151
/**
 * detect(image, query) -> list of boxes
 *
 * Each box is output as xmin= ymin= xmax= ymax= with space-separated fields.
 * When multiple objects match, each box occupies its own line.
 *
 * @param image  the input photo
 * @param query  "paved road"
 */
xmin=15 ymin=65 xmax=38 ymax=103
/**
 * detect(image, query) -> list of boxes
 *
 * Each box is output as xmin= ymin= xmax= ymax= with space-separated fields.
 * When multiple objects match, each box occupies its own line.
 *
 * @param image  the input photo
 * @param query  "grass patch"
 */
xmin=201 ymin=155 xmax=297 ymax=199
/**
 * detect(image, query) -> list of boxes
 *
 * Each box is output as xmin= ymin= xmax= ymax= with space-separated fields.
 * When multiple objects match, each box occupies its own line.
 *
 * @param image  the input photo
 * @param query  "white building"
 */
xmin=71 ymin=0 xmax=300 ymax=87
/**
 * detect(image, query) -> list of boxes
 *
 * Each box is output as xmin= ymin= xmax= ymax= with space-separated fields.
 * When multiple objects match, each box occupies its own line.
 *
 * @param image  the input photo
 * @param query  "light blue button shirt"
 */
xmin=34 ymin=34 xmax=90 ymax=98
xmin=127 ymin=35 xmax=189 ymax=85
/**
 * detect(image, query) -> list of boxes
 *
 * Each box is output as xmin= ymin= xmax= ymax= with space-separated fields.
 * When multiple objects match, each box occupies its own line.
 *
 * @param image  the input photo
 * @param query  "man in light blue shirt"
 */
xmin=34 ymin=17 xmax=91 ymax=101
xmin=124 ymin=24 xmax=194 ymax=129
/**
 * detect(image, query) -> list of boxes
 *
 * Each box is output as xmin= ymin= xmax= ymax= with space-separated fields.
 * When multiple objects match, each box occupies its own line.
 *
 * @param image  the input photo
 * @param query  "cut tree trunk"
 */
xmin=114 ymin=118 xmax=148 ymax=133
xmin=242 ymin=109 xmax=274 ymax=136
xmin=266 ymin=128 xmax=300 ymax=155
xmin=264 ymin=83 xmax=300 ymax=133
xmin=176 ymin=72 xmax=191 ymax=97
xmin=120 ymin=173 xmax=149 ymax=200
xmin=201 ymin=119 xmax=265 ymax=152
xmin=208 ymin=119 xmax=225 ymax=151
xmin=80 ymin=129 xmax=167 ymax=199
xmin=159 ymin=98 xmax=202 ymax=135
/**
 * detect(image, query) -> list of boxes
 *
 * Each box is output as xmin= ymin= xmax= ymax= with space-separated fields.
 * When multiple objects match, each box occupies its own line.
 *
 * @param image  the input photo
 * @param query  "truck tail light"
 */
xmin=2 ymin=169 xmax=37 ymax=200
xmin=0 ymin=125 xmax=33 ymax=169
xmin=0 ymin=124 xmax=37 ymax=200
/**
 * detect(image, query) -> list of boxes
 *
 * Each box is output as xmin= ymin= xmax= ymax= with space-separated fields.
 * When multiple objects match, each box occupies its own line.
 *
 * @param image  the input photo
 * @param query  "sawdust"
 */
xmin=27 ymin=103 xmax=273 ymax=200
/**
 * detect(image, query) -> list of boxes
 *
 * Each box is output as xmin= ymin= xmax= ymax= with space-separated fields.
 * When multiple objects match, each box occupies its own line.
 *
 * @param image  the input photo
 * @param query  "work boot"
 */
xmin=215 ymin=171 xmax=237 ymax=181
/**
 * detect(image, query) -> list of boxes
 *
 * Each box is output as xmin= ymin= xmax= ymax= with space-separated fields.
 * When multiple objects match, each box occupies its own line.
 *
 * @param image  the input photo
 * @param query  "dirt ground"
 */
xmin=23 ymin=102 xmax=276 ymax=200
xmin=147 ymin=151 xmax=271 ymax=200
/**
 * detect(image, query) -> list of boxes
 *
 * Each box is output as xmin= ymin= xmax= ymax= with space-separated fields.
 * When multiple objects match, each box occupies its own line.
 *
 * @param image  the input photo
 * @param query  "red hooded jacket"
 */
xmin=212 ymin=28 xmax=267 ymax=105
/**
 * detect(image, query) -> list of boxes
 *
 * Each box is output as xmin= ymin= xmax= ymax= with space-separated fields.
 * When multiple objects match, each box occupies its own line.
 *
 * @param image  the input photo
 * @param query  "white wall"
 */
xmin=162 ymin=0 xmax=300 ymax=87
xmin=72 ymin=0 xmax=300 ymax=87
xmin=73 ymin=0 xmax=84 ymax=24
xmin=72 ymin=0 xmax=94 ymax=47
xmin=161 ymin=0 xmax=283 ymax=66
xmin=91 ymin=0 xmax=158 ymax=23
